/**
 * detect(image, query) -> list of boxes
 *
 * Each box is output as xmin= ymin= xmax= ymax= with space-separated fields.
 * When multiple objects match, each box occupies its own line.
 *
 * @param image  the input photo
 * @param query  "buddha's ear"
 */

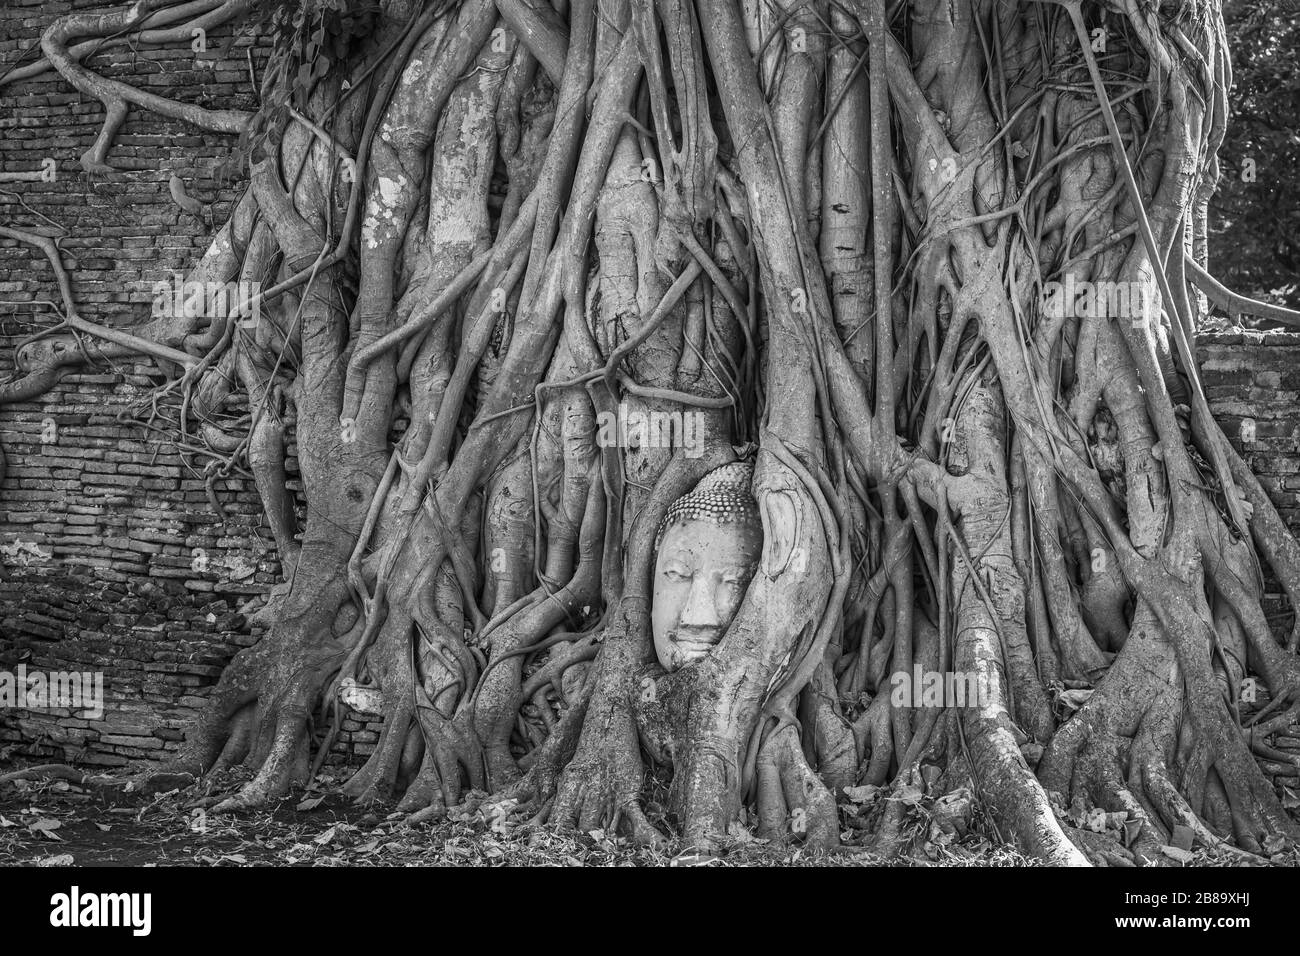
xmin=758 ymin=486 xmax=802 ymax=578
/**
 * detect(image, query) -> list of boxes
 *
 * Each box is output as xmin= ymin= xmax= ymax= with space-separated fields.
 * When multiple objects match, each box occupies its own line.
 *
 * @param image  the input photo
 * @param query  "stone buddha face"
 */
xmin=651 ymin=462 xmax=763 ymax=672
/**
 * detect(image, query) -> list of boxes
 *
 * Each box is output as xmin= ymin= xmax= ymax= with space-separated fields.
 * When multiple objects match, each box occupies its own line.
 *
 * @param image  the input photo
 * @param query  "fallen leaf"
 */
xmin=891 ymin=783 xmax=924 ymax=806
xmin=1170 ymin=824 xmax=1195 ymax=852
xmin=29 ymin=818 xmax=63 ymax=841
xmin=1262 ymin=834 xmax=1287 ymax=856
xmin=726 ymin=821 xmax=755 ymax=843
xmin=1159 ymin=845 xmax=1195 ymax=864
xmin=1057 ymin=688 xmax=1094 ymax=713
xmin=843 ymin=785 xmax=880 ymax=804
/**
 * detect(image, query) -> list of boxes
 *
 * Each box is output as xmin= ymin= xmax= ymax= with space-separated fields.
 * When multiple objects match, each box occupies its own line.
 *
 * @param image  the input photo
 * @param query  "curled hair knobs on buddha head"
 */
xmin=654 ymin=461 xmax=760 ymax=552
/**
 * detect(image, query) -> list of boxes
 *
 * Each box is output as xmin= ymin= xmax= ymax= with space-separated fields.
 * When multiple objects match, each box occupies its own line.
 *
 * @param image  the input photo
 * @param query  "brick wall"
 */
xmin=0 ymin=0 xmax=282 ymax=767
xmin=1199 ymin=331 xmax=1300 ymax=634
xmin=0 ymin=2 xmax=393 ymax=771
xmin=1 ymin=3 xmax=1297 ymax=773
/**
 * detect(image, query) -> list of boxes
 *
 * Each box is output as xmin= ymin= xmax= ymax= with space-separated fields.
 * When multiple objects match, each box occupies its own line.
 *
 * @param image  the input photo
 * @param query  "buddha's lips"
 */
xmin=670 ymin=629 xmax=723 ymax=656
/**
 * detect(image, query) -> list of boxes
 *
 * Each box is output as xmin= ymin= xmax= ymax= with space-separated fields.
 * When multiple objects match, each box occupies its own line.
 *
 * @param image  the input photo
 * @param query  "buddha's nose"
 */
xmin=678 ymin=576 xmax=721 ymax=629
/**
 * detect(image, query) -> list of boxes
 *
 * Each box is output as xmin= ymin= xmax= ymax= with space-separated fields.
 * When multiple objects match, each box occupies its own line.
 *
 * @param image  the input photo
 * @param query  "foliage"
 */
xmin=239 ymin=0 xmax=380 ymax=170
xmin=1213 ymin=0 xmax=1300 ymax=311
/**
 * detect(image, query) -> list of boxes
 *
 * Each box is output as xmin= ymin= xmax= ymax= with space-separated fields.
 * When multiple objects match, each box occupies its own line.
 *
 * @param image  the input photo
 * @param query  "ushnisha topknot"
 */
xmin=654 ymin=461 xmax=760 ymax=552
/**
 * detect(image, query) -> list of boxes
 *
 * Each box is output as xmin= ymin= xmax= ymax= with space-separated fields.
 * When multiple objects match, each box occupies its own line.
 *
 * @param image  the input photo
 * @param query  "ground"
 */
xmin=1 ymin=764 xmax=1290 ymax=867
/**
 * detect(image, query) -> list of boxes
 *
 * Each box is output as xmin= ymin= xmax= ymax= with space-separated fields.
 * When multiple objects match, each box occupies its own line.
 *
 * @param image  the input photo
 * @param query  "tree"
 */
xmin=1211 ymin=0 xmax=1300 ymax=313
xmin=4 ymin=0 xmax=1300 ymax=865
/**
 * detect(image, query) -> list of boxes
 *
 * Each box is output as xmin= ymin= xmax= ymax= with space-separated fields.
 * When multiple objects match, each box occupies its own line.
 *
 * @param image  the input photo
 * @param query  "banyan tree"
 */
xmin=3 ymin=0 xmax=1300 ymax=865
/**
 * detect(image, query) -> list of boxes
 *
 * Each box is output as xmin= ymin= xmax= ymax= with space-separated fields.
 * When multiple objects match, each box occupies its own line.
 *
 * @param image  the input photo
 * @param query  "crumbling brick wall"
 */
xmin=0 ymin=2 xmax=386 ymax=769
xmin=1199 ymin=331 xmax=1300 ymax=634
xmin=0 ymin=0 xmax=272 ymax=767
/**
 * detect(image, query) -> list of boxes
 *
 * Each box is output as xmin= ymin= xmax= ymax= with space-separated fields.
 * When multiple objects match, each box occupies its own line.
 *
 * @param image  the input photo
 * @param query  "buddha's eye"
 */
xmin=662 ymin=566 xmax=692 ymax=581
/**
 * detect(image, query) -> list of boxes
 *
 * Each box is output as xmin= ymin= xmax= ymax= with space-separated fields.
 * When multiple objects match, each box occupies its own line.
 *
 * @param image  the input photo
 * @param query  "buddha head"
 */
xmin=651 ymin=462 xmax=763 ymax=672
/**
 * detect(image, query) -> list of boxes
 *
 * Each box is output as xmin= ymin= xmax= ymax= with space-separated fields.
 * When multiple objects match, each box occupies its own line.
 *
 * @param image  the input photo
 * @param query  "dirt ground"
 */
xmin=0 ymin=767 xmax=1041 ymax=867
xmin=0 ymin=768 xmax=1283 ymax=867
